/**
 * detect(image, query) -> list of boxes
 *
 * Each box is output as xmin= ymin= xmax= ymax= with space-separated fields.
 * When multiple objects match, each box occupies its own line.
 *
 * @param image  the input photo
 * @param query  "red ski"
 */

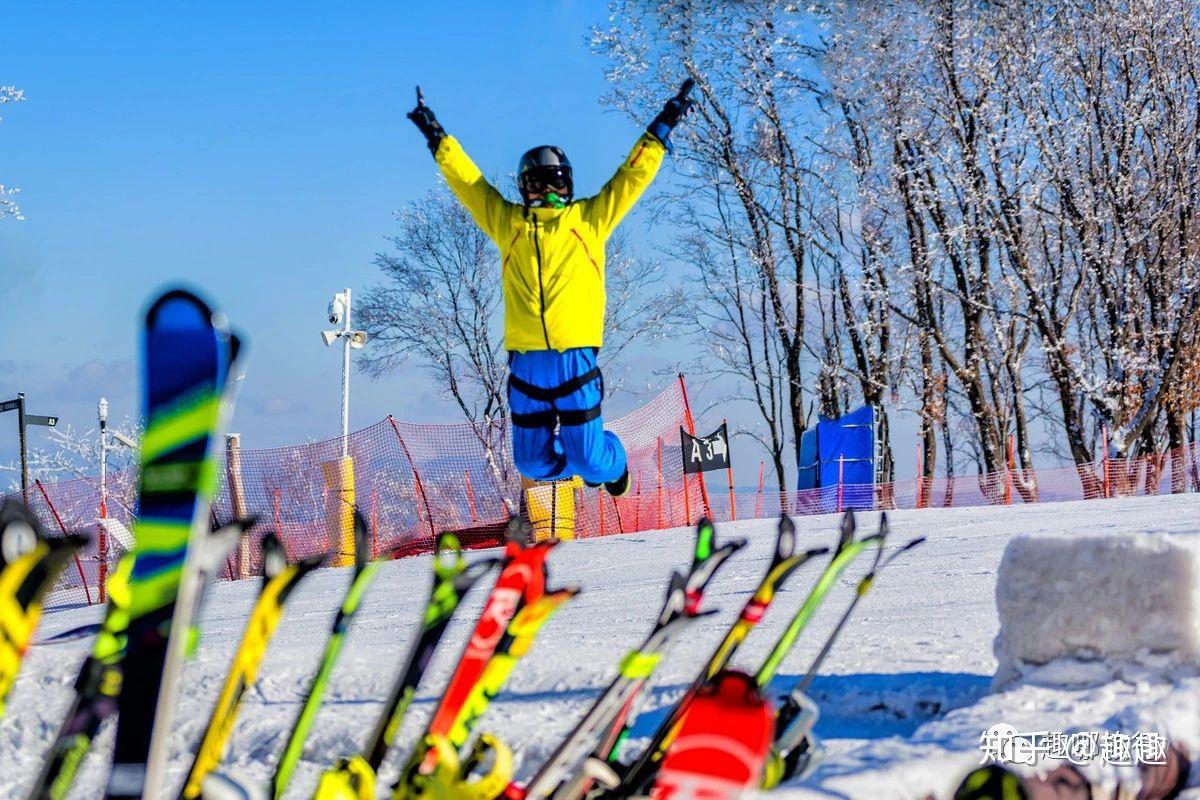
xmin=650 ymin=671 xmax=773 ymax=800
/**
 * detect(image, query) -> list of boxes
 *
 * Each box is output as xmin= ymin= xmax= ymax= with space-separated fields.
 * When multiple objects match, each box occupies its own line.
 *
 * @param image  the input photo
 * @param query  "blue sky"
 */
xmin=0 ymin=2 xmax=708 ymax=468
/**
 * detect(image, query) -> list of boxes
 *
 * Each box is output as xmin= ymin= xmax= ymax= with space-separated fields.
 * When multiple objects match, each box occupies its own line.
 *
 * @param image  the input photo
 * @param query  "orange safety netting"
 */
xmin=13 ymin=378 xmax=1200 ymax=610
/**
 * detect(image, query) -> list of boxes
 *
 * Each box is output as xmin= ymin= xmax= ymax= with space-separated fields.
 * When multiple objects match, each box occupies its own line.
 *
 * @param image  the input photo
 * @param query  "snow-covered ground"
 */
xmin=3 ymin=494 xmax=1198 ymax=798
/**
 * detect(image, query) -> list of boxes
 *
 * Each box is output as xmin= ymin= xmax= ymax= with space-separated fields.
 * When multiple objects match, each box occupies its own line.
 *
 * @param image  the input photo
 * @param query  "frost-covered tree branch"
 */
xmin=0 ymin=85 xmax=25 ymax=220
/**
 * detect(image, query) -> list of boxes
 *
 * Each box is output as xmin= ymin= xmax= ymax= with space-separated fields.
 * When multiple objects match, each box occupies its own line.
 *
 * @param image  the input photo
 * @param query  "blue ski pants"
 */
xmin=508 ymin=347 xmax=627 ymax=485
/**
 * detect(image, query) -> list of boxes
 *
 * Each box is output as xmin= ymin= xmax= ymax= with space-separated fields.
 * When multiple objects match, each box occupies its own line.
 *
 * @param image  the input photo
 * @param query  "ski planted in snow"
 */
xmin=312 ymin=532 xmax=500 ymax=799
xmin=268 ymin=509 xmax=382 ymax=800
xmin=179 ymin=532 xmax=327 ymax=799
xmin=27 ymin=519 xmax=249 ymax=800
xmin=108 ymin=289 xmax=243 ymax=800
xmin=0 ymin=499 xmax=88 ymax=719
xmin=394 ymin=583 xmax=580 ymax=800
xmin=649 ymin=670 xmax=774 ymax=800
xmin=607 ymin=515 xmax=828 ymax=798
xmin=517 ymin=518 xmax=744 ymax=800
xmin=26 ymin=289 xmax=242 ymax=800
xmin=752 ymin=510 xmax=882 ymax=690
xmin=765 ymin=518 xmax=925 ymax=787
xmin=389 ymin=518 xmax=558 ymax=796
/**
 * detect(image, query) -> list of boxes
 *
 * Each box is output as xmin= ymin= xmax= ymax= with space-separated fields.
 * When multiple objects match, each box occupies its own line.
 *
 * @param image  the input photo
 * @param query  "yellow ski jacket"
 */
xmin=434 ymin=133 xmax=667 ymax=353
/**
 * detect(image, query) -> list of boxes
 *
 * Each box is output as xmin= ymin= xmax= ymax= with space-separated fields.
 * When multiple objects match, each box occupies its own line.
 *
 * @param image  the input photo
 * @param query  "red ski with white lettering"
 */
xmin=650 ymin=671 xmax=773 ymax=800
xmin=407 ymin=518 xmax=551 ymax=777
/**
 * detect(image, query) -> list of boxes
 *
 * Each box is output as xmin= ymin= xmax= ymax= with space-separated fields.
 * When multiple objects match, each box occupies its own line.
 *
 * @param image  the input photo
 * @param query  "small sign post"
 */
xmin=1 ymin=394 xmax=59 ymax=501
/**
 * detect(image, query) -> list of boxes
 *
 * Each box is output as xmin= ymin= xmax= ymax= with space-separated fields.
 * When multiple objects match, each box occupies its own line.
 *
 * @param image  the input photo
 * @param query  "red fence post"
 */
xmin=1102 ymin=424 xmax=1111 ymax=499
xmin=1004 ymin=434 xmax=1014 ymax=505
xmin=464 ymin=470 xmax=479 ymax=523
xmin=34 ymin=479 xmax=93 ymax=606
xmin=633 ymin=472 xmax=641 ymax=532
xmin=656 ymin=436 xmax=664 ymax=529
xmin=273 ymin=487 xmax=282 ymax=535
xmin=598 ymin=488 xmax=605 ymax=536
xmin=755 ymin=461 xmax=765 ymax=518
xmin=723 ymin=418 xmax=735 ymax=521
xmin=677 ymin=374 xmax=712 ymax=517
xmin=915 ymin=442 xmax=924 ymax=510
xmin=388 ymin=415 xmax=437 ymax=540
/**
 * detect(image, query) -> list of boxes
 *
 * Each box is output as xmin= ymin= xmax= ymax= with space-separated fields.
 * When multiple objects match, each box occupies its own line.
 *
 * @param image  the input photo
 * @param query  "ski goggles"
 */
xmin=520 ymin=166 xmax=572 ymax=197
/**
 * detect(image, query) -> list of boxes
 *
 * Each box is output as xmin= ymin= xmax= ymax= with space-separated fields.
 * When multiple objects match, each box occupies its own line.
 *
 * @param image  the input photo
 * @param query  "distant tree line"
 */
xmin=364 ymin=0 xmax=1200 ymax=494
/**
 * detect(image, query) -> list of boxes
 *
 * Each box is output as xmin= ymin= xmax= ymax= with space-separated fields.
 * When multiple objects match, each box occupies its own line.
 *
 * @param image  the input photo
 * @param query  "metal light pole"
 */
xmin=17 ymin=393 xmax=27 ymax=499
xmin=96 ymin=397 xmax=135 ymax=602
xmin=321 ymin=289 xmax=367 ymax=566
xmin=340 ymin=288 xmax=351 ymax=457
xmin=322 ymin=288 xmax=368 ymax=457
xmin=99 ymin=398 xmax=108 ymax=520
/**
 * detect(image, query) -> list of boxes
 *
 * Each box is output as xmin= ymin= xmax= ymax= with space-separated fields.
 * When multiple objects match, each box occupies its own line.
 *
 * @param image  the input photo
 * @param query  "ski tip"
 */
xmin=352 ymin=507 xmax=371 ymax=571
xmin=436 ymin=531 xmax=464 ymax=556
xmin=0 ymin=498 xmax=47 ymax=565
xmin=693 ymin=517 xmax=716 ymax=560
xmin=261 ymin=531 xmax=286 ymax=579
xmin=220 ymin=513 xmax=258 ymax=537
xmin=434 ymin=532 xmax=466 ymax=577
xmin=228 ymin=331 xmax=245 ymax=366
xmin=145 ymin=287 xmax=217 ymax=330
xmin=666 ymin=569 xmax=687 ymax=594
xmin=1 ymin=515 xmax=41 ymax=568
xmin=56 ymin=530 xmax=92 ymax=551
xmin=504 ymin=515 xmax=533 ymax=545
xmin=774 ymin=514 xmax=798 ymax=561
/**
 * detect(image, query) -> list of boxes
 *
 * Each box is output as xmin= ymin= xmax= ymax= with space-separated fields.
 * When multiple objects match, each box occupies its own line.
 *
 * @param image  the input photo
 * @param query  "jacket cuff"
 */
xmin=646 ymin=123 xmax=674 ymax=154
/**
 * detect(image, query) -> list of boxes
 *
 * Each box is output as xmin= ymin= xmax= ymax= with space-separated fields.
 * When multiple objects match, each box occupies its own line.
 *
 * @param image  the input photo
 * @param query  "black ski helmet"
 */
xmin=518 ymin=145 xmax=573 ymax=206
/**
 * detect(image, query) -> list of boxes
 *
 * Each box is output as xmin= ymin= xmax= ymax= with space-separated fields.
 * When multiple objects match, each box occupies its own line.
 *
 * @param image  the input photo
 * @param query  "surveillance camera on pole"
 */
xmin=321 ymin=288 xmax=368 ymax=458
xmin=97 ymin=395 xmax=137 ymax=518
xmin=97 ymin=397 xmax=137 ymax=604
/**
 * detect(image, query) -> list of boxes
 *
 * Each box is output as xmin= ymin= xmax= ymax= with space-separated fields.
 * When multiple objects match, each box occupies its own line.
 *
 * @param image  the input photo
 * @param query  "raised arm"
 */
xmin=407 ymin=86 xmax=511 ymax=241
xmin=583 ymin=78 xmax=696 ymax=234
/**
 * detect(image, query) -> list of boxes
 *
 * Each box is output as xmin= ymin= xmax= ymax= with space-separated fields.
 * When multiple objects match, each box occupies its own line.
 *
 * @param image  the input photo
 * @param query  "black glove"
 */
xmin=647 ymin=78 xmax=695 ymax=153
xmin=407 ymin=86 xmax=445 ymax=155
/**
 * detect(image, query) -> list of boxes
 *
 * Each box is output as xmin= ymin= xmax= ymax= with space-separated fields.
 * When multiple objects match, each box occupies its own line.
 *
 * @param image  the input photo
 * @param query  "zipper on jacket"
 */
xmin=530 ymin=214 xmax=552 ymax=349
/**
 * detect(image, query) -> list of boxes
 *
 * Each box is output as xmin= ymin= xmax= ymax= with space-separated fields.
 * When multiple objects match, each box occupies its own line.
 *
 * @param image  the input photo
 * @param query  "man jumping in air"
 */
xmin=406 ymin=79 xmax=694 ymax=496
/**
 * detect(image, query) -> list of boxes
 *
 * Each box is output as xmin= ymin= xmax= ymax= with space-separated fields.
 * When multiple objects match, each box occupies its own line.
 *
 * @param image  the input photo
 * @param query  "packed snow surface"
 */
xmin=994 ymin=530 xmax=1200 ymax=687
xmin=3 ymin=495 xmax=1199 ymax=798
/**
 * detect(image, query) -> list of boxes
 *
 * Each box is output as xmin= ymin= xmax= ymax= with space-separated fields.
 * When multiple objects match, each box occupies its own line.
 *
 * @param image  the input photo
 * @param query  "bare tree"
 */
xmin=1 ymin=85 xmax=24 ymax=220
xmin=817 ymin=0 xmax=1200 ymax=493
xmin=594 ymin=2 xmax=834 ymax=491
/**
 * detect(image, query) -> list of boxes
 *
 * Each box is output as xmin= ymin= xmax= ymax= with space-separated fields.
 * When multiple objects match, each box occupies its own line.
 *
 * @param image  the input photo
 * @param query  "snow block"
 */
xmin=993 ymin=530 xmax=1200 ymax=687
